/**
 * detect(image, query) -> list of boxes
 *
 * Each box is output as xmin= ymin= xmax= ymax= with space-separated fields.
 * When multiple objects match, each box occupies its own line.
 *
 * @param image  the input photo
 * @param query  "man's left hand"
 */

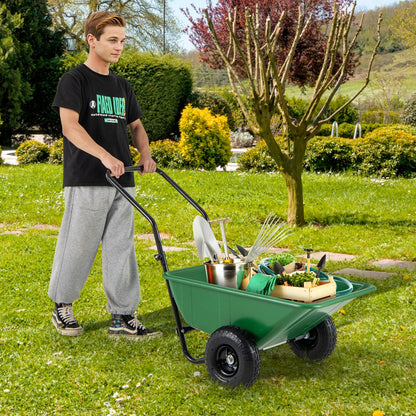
xmin=138 ymin=156 xmax=157 ymax=174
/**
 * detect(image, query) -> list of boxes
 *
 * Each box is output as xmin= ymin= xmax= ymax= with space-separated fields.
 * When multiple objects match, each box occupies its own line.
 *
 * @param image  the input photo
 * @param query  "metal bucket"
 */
xmin=204 ymin=261 xmax=252 ymax=289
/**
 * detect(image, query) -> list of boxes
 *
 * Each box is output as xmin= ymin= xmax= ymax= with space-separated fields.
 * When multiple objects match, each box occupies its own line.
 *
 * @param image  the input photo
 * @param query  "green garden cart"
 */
xmin=106 ymin=166 xmax=376 ymax=388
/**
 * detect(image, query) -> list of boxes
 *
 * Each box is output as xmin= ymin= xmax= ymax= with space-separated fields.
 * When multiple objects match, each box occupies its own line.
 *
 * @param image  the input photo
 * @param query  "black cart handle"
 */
xmin=105 ymin=165 xmax=207 ymax=365
xmin=105 ymin=166 xmax=209 ymax=273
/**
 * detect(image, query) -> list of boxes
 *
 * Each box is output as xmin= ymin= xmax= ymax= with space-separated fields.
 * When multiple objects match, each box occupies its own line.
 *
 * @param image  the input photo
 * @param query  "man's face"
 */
xmin=91 ymin=25 xmax=126 ymax=64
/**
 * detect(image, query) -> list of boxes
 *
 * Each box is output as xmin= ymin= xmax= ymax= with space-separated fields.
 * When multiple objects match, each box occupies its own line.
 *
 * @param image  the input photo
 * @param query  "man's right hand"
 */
xmin=101 ymin=154 xmax=125 ymax=178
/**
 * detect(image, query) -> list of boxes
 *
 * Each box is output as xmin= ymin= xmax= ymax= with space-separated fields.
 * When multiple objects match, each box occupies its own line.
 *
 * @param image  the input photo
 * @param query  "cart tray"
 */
xmin=163 ymin=265 xmax=376 ymax=350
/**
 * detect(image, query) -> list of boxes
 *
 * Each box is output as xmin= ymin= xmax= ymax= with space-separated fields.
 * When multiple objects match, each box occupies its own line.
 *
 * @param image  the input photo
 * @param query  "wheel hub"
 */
xmin=217 ymin=345 xmax=239 ymax=377
xmin=225 ymin=353 xmax=235 ymax=366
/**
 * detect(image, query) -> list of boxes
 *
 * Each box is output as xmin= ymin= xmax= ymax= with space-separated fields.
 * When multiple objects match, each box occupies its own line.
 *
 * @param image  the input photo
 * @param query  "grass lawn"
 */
xmin=0 ymin=164 xmax=415 ymax=415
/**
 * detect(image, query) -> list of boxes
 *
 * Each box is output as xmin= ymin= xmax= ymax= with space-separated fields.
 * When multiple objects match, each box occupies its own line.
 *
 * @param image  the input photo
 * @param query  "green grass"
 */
xmin=0 ymin=164 xmax=415 ymax=415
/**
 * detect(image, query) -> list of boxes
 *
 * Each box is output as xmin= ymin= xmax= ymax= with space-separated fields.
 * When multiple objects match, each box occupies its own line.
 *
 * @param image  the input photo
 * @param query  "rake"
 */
xmin=245 ymin=213 xmax=293 ymax=263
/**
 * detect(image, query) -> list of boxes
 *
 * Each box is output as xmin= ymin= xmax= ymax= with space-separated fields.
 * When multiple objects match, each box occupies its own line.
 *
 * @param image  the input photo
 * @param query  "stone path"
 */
xmin=144 ymin=233 xmax=416 ymax=279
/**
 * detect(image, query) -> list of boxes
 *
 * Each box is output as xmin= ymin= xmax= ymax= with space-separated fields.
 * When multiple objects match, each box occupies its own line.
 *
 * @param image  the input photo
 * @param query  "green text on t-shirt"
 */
xmin=96 ymin=94 xmax=126 ymax=117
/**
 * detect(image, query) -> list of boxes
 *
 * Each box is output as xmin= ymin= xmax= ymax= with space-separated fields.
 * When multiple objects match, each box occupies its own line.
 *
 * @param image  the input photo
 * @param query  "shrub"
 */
xmin=402 ymin=94 xmax=416 ymax=126
xmin=114 ymin=51 xmax=193 ymax=142
xmin=304 ymin=136 xmax=353 ymax=172
xmin=352 ymin=127 xmax=416 ymax=178
xmin=129 ymin=145 xmax=141 ymax=165
xmin=149 ymin=139 xmax=187 ymax=168
xmin=318 ymin=123 xmax=383 ymax=138
xmin=16 ymin=140 xmax=50 ymax=164
xmin=188 ymin=90 xmax=235 ymax=131
xmin=214 ymin=87 xmax=248 ymax=129
xmin=237 ymin=140 xmax=278 ymax=172
xmin=0 ymin=145 xmax=3 ymax=165
xmin=48 ymin=138 xmax=63 ymax=164
xmin=179 ymin=105 xmax=232 ymax=170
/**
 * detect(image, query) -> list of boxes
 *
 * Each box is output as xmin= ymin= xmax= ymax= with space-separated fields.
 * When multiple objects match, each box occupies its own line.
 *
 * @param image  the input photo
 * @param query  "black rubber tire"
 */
xmin=205 ymin=326 xmax=260 ymax=388
xmin=288 ymin=316 xmax=337 ymax=362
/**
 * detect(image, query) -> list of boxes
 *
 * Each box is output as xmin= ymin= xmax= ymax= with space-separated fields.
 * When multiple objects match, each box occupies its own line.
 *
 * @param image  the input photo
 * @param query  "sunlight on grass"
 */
xmin=0 ymin=164 xmax=415 ymax=415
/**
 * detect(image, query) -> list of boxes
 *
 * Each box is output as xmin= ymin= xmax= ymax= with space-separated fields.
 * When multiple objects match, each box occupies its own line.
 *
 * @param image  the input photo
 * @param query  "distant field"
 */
xmin=286 ymin=46 xmax=416 ymax=102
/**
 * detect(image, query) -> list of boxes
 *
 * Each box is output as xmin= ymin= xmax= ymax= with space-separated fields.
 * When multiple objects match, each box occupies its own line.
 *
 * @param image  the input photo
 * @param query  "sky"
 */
xmin=171 ymin=0 xmax=399 ymax=51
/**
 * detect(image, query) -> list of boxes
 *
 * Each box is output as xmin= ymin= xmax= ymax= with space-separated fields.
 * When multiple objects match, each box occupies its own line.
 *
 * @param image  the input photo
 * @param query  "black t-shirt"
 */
xmin=52 ymin=64 xmax=143 ymax=187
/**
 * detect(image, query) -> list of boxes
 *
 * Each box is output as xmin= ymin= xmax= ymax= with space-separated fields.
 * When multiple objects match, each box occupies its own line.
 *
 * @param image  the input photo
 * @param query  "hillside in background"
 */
xmin=188 ymin=2 xmax=416 ymax=98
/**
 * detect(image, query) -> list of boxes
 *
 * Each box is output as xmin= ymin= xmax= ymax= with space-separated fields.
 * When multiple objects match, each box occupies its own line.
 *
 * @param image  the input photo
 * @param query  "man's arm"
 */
xmin=129 ymin=118 xmax=156 ymax=174
xmin=60 ymin=107 xmax=125 ymax=178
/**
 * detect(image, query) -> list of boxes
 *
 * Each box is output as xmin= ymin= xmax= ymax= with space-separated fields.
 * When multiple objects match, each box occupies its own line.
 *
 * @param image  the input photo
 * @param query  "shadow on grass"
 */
xmin=82 ymin=306 xmax=174 ymax=333
xmin=307 ymin=213 xmax=416 ymax=228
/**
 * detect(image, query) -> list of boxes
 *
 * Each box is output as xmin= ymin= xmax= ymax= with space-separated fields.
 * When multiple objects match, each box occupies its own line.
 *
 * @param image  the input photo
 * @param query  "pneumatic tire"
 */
xmin=205 ymin=326 xmax=260 ymax=388
xmin=288 ymin=316 xmax=337 ymax=361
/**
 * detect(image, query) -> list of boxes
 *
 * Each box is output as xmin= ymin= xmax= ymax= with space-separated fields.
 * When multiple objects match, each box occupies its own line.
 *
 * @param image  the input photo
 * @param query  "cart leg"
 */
xmin=166 ymin=281 xmax=205 ymax=364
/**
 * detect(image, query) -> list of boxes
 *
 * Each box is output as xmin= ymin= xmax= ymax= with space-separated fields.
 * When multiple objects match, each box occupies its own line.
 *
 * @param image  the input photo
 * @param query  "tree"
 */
xmin=1 ymin=0 xmax=65 ymax=144
xmin=47 ymin=0 xmax=181 ymax=53
xmin=196 ymin=1 xmax=381 ymax=226
xmin=391 ymin=1 xmax=416 ymax=49
xmin=0 ymin=3 xmax=31 ymax=144
xmin=184 ymin=0 xmax=356 ymax=87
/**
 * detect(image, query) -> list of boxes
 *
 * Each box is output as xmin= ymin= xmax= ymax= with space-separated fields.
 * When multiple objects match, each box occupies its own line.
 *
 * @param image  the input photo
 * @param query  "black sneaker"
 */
xmin=52 ymin=303 xmax=83 ymax=336
xmin=109 ymin=314 xmax=161 ymax=339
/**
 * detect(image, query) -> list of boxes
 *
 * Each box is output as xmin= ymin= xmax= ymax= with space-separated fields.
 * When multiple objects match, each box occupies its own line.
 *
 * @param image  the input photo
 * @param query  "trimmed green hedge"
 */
xmin=318 ymin=122 xmax=383 ymax=138
xmin=114 ymin=51 xmax=192 ymax=141
xmin=304 ymin=137 xmax=353 ymax=172
xmin=239 ymin=125 xmax=416 ymax=178
xmin=352 ymin=127 xmax=416 ymax=177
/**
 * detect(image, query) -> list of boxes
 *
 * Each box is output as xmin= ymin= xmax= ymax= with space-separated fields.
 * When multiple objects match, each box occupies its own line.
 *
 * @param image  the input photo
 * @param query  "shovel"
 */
xmin=273 ymin=261 xmax=289 ymax=286
xmin=315 ymin=254 xmax=327 ymax=279
xmin=193 ymin=216 xmax=222 ymax=262
xmin=236 ymin=244 xmax=249 ymax=258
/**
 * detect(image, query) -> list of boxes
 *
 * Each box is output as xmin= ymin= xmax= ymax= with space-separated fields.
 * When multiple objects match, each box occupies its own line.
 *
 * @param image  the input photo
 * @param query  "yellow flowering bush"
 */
xmin=16 ymin=140 xmax=50 ymax=165
xmin=179 ymin=105 xmax=232 ymax=170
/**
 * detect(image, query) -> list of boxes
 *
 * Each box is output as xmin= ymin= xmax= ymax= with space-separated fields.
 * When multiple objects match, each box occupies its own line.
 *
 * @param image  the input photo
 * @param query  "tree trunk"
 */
xmin=278 ymin=134 xmax=306 ymax=227
xmin=281 ymin=167 xmax=304 ymax=226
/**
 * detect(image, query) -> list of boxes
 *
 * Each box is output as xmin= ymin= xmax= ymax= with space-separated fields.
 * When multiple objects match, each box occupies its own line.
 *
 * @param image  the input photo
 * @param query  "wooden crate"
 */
xmin=270 ymin=276 xmax=336 ymax=303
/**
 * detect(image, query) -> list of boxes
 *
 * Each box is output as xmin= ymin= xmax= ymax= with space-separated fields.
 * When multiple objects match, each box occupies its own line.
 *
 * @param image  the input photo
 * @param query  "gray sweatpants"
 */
xmin=48 ymin=186 xmax=140 ymax=315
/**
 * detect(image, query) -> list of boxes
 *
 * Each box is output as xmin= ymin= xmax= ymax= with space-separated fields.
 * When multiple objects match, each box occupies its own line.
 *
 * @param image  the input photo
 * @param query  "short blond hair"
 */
xmin=85 ymin=11 xmax=126 ymax=41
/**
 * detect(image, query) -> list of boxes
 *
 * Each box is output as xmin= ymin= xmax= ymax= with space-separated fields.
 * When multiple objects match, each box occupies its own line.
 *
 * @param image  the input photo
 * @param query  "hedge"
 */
xmin=114 ymin=51 xmax=192 ymax=142
xmin=352 ymin=127 xmax=416 ymax=178
xmin=238 ymin=125 xmax=416 ymax=178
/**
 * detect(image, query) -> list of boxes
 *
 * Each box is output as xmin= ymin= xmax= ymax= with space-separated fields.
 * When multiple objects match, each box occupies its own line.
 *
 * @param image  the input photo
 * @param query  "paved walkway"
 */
xmin=1 ymin=150 xmax=17 ymax=165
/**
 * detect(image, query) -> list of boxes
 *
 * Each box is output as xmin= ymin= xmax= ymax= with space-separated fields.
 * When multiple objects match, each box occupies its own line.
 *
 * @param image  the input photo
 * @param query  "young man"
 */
xmin=49 ymin=11 xmax=160 ymax=339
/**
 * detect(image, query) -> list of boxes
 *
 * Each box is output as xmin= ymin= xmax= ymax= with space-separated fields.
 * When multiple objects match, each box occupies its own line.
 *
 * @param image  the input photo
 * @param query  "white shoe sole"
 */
xmin=52 ymin=315 xmax=83 ymax=336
